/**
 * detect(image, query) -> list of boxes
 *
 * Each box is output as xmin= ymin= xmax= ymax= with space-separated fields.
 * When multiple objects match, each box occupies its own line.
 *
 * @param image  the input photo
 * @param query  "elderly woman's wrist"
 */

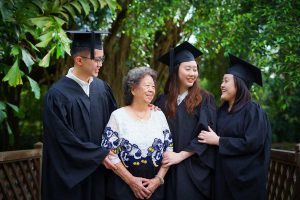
xmin=126 ymin=175 xmax=136 ymax=185
xmin=154 ymin=175 xmax=164 ymax=185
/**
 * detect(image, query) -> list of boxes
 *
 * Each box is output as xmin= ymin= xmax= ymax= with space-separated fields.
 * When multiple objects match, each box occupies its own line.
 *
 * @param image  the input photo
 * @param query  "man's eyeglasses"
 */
xmin=81 ymin=56 xmax=105 ymax=65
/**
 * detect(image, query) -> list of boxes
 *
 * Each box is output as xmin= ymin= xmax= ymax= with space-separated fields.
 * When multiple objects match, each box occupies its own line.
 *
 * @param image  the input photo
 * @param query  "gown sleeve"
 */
xmin=183 ymin=93 xmax=217 ymax=169
xmin=101 ymin=113 xmax=122 ymax=164
xmin=43 ymin=89 xmax=109 ymax=189
xmin=219 ymin=103 xmax=269 ymax=156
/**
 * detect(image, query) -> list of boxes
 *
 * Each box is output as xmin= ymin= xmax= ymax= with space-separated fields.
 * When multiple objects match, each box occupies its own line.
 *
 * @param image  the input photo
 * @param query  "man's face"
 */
xmin=75 ymin=49 xmax=104 ymax=79
xmin=82 ymin=49 xmax=104 ymax=78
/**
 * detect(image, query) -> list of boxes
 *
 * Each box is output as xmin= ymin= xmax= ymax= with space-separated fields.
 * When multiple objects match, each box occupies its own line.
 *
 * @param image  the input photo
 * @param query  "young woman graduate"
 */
xmin=198 ymin=54 xmax=272 ymax=200
xmin=42 ymin=31 xmax=117 ymax=200
xmin=155 ymin=41 xmax=217 ymax=200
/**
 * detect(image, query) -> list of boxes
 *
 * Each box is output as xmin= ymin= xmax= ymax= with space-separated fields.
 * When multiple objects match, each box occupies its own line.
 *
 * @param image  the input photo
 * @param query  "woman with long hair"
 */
xmin=198 ymin=54 xmax=272 ymax=200
xmin=155 ymin=42 xmax=217 ymax=200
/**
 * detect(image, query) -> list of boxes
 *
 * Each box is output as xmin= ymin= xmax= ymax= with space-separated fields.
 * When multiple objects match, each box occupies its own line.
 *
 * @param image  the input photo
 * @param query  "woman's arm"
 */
xmin=162 ymin=151 xmax=194 ymax=167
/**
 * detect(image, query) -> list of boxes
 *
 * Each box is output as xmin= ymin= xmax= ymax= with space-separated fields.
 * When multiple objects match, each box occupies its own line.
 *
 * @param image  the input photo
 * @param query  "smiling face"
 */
xmin=178 ymin=61 xmax=198 ymax=93
xmin=74 ymin=49 xmax=104 ymax=81
xmin=220 ymin=74 xmax=237 ymax=105
xmin=131 ymin=75 xmax=156 ymax=105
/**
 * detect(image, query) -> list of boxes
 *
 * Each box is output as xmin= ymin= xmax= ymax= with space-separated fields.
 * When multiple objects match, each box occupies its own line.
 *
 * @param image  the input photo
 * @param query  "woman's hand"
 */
xmin=162 ymin=151 xmax=184 ymax=167
xmin=128 ymin=177 xmax=151 ymax=199
xmin=198 ymin=126 xmax=220 ymax=145
xmin=142 ymin=177 xmax=161 ymax=199
xmin=148 ymin=104 xmax=160 ymax=111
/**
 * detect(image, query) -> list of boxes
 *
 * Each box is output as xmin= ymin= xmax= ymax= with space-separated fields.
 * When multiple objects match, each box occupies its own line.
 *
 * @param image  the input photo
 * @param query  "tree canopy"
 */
xmin=0 ymin=0 xmax=299 ymax=150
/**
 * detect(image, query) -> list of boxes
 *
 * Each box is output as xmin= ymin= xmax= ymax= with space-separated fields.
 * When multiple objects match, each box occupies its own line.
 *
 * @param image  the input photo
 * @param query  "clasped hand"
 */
xmin=129 ymin=176 xmax=160 ymax=199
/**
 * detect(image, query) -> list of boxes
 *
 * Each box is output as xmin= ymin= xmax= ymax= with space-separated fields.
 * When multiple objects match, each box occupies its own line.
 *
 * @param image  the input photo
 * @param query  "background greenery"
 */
xmin=0 ymin=0 xmax=299 ymax=151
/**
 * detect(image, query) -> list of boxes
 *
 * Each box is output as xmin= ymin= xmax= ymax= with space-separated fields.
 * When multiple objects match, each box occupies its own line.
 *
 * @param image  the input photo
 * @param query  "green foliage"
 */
xmin=2 ymin=60 xmax=23 ymax=86
xmin=0 ymin=0 xmax=118 ymax=149
xmin=0 ymin=0 xmax=299 ymax=149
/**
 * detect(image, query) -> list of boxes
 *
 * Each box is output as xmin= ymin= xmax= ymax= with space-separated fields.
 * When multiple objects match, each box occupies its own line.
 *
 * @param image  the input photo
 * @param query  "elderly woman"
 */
xmin=198 ymin=54 xmax=272 ymax=200
xmin=101 ymin=67 xmax=173 ymax=200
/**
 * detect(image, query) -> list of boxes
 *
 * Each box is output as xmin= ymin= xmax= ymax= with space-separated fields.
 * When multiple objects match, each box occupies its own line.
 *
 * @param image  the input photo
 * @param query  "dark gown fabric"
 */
xmin=155 ymin=91 xmax=217 ymax=200
xmin=42 ymin=76 xmax=117 ymax=200
xmin=215 ymin=101 xmax=272 ymax=200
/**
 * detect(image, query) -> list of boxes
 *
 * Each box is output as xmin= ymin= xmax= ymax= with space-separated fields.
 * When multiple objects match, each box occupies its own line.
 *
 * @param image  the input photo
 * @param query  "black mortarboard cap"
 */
xmin=158 ymin=41 xmax=203 ymax=74
xmin=227 ymin=54 xmax=263 ymax=88
xmin=67 ymin=30 xmax=108 ymax=59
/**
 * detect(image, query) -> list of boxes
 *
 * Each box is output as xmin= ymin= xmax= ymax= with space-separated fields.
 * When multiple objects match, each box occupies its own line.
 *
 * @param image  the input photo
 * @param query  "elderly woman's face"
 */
xmin=131 ymin=75 xmax=155 ymax=104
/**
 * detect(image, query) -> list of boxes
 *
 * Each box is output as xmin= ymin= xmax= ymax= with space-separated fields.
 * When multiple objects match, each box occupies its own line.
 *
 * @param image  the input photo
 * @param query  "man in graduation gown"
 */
xmin=42 ymin=31 xmax=117 ymax=200
xmin=199 ymin=54 xmax=272 ymax=200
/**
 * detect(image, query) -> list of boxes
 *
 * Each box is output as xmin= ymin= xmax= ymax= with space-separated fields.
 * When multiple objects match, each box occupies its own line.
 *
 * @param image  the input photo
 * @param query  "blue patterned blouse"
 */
xmin=101 ymin=107 xmax=173 ymax=169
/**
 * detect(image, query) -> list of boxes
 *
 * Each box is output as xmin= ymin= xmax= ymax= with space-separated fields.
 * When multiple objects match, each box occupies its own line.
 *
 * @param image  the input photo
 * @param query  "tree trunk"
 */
xmin=152 ymin=20 xmax=183 ymax=95
xmin=100 ymin=0 xmax=132 ymax=106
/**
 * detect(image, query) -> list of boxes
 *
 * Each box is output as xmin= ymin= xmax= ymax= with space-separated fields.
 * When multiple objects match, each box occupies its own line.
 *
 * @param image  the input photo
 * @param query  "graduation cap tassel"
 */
xmin=91 ymin=31 xmax=95 ymax=59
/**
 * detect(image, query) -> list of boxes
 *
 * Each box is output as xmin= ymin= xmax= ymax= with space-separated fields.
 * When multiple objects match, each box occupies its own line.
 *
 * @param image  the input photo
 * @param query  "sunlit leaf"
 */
xmin=7 ymin=103 xmax=19 ymax=113
xmin=21 ymin=48 xmax=35 ymax=71
xmin=78 ymin=0 xmax=90 ymax=16
xmin=30 ymin=17 xmax=52 ymax=28
xmin=36 ymin=32 xmax=53 ymax=48
xmin=6 ymin=121 xmax=12 ymax=136
xmin=99 ymin=0 xmax=107 ymax=8
xmin=58 ymin=11 xmax=69 ymax=21
xmin=71 ymin=1 xmax=82 ymax=13
xmin=2 ymin=60 xmax=23 ymax=87
xmin=25 ymin=39 xmax=40 ymax=52
xmin=51 ymin=0 xmax=60 ymax=13
xmin=59 ymin=30 xmax=71 ymax=55
xmin=53 ymin=16 xmax=66 ymax=26
xmin=10 ymin=46 xmax=20 ymax=56
xmin=26 ymin=76 xmax=41 ymax=99
xmin=0 ymin=101 xmax=6 ymax=110
xmin=38 ymin=47 xmax=55 ymax=67
xmin=63 ymin=4 xmax=76 ymax=20
xmin=90 ymin=0 xmax=99 ymax=12
xmin=0 ymin=110 xmax=7 ymax=123
xmin=104 ymin=0 xmax=120 ymax=10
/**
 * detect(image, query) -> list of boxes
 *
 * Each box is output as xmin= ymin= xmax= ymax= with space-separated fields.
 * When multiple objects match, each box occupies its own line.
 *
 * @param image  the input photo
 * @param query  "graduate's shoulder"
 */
xmin=245 ymin=101 xmax=263 ymax=111
xmin=243 ymin=101 xmax=267 ymax=119
xmin=47 ymin=77 xmax=71 ymax=98
xmin=200 ymin=89 xmax=217 ymax=110
xmin=93 ymin=78 xmax=115 ymax=93
xmin=154 ymin=93 xmax=167 ymax=106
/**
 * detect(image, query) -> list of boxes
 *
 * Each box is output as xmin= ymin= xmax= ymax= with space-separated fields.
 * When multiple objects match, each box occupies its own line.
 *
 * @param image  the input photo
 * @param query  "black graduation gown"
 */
xmin=215 ymin=101 xmax=272 ymax=200
xmin=155 ymin=91 xmax=217 ymax=200
xmin=42 ymin=76 xmax=117 ymax=200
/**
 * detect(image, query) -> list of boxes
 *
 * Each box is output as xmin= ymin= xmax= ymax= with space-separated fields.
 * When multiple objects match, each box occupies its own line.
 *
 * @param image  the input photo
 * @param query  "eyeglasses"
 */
xmin=81 ymin=56 xmax=105 ymax=65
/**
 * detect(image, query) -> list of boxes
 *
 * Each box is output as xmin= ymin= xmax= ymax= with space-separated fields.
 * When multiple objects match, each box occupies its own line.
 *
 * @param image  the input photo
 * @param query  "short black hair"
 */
xmin=71 ymin=47 xmax=90 ymax=57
